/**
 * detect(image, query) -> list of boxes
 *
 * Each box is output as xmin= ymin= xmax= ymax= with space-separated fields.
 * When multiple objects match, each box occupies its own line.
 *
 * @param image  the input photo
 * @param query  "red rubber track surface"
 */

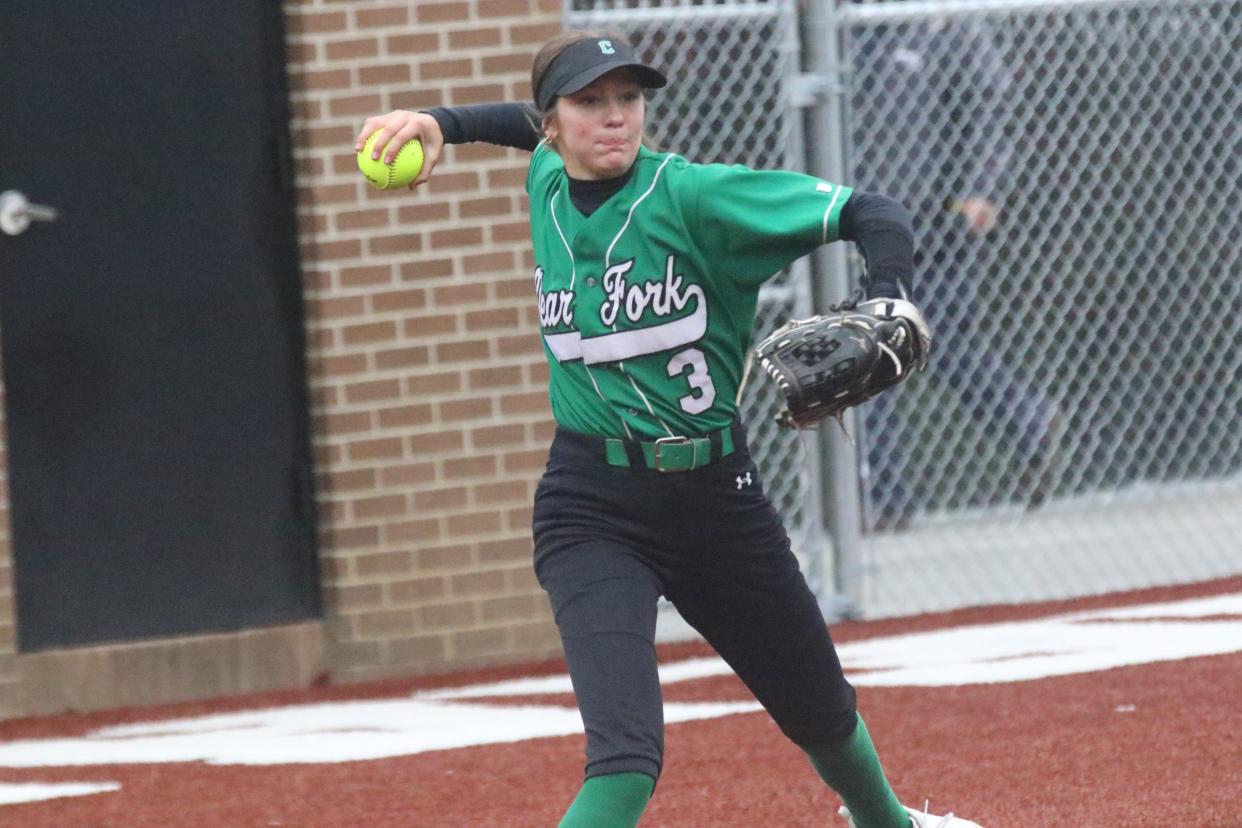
xmin=2 ymin=577 xmax=1240 ymax=827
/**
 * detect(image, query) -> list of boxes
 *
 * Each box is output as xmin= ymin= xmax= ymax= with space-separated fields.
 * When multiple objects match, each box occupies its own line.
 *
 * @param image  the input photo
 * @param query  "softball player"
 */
xmin=358 ymin=31 xmax=982 ymax=828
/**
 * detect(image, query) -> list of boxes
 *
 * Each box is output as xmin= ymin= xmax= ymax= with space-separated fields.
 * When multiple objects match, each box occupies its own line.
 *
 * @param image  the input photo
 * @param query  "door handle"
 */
xmin=0 ymin=190 xmax=59 ymax=237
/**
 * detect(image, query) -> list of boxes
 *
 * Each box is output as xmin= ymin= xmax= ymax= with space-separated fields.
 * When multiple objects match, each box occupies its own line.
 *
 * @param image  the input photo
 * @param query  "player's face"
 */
xmin=550 ymin=70 xmax=645 ymax=181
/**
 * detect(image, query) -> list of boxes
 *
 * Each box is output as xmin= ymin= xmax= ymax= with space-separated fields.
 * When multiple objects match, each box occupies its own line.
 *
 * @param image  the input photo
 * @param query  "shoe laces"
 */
xmin=911 ymin=799 xmax=955 ymax=828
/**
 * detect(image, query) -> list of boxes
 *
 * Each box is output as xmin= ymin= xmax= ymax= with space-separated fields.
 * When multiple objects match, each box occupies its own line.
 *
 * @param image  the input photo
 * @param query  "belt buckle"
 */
xmin=653 ymin=436 xmax=693 ymax=473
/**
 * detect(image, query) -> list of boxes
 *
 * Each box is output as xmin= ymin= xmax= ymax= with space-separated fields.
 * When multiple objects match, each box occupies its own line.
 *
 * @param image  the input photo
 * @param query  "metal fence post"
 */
xmin=799 ymin=0 xmax=866 ymax=619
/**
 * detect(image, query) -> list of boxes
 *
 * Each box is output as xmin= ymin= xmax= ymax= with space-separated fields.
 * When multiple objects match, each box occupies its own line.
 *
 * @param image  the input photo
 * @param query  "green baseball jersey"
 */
xmin=526 ymin=143 xmax=853 ymax=440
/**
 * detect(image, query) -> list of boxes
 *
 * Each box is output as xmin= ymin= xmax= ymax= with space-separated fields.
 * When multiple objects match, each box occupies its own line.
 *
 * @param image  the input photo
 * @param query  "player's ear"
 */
xmin=542 ymin=113 xmax=559 ymax=145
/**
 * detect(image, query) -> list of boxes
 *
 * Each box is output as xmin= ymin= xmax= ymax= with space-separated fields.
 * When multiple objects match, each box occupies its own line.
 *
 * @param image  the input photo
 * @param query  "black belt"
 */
xmin=599 ymin=420 xmax=744 ymax=473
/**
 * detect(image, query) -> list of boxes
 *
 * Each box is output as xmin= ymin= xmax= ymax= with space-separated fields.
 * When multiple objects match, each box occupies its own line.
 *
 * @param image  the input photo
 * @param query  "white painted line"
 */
xmin=0 ymin=593 xmax=1237 ymax=774
xmin=0 ymin=781 xmax=120 ymax=805
xmin=0 ymin=701 xmax=761 ymax=768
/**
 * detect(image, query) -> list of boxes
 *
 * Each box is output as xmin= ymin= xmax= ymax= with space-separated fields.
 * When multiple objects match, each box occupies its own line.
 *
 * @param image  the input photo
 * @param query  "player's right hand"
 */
xmin=355 ymin=110 xmax=445 ymax=189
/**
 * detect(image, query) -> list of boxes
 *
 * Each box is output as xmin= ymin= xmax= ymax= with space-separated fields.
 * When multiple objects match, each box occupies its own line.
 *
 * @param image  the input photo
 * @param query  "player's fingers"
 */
xmin=412 ymin=120 xmax=444 ymax=187
xmin=384 ymin=125 xmax=418 ymax=164
xmin=409 ymin=138 xmax=441 ymax=188
xmin=411 ymin=155 xmax=438 ymax=188
xmin=358 ymin=111 xmax=415 ymax=158
xmin=366 ymin=128 xmax=397 ymax=161
xmin=354 ymin=116 xmax=385 ymax=151
xmin=416 ymin=129 xmax=445 ymax=187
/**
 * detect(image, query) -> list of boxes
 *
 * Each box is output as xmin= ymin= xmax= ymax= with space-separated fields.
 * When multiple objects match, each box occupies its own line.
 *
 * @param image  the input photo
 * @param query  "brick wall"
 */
xmin=283 ymin=0 xmax=566 ymax=683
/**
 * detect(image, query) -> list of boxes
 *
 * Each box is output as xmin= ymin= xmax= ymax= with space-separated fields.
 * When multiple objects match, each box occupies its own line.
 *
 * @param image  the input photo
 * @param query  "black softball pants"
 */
xmin=532 ymin=424 xmax=858 ymax=782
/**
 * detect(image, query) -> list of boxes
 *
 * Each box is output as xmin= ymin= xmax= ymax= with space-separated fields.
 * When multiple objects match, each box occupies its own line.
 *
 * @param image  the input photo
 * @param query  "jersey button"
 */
xmin=586 ymin=277 xmax=597 ymax=287
xmin=628 ymin=408 xmax=639 ymax=417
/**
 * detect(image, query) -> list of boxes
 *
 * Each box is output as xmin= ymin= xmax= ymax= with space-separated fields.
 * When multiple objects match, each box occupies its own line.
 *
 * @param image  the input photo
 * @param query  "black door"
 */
xmin=0 ymin=2 xmax=320 ymax=650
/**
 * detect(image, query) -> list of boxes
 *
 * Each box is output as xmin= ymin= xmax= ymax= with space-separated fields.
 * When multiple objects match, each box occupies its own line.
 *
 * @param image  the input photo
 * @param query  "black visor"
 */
xmin=535 ymin=37 xmax=667 ymax=111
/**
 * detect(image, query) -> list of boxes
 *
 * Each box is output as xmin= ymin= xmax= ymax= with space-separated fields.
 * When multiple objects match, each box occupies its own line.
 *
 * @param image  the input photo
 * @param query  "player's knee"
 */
xmin=782 ymin=685 xmax=859 ymax=748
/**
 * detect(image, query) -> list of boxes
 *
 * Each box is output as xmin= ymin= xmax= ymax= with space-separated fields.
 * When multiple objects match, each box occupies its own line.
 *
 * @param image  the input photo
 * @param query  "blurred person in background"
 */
xmin=848 ymin=10 xmax=1059 ymax=528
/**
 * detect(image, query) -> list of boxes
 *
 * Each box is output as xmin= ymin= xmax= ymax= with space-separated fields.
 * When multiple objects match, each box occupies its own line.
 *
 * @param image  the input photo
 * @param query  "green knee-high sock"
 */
xmin=557 ymin=772 xmax=655 ymax=828
xmin=805 ymin=714 xmax=910 ymax=828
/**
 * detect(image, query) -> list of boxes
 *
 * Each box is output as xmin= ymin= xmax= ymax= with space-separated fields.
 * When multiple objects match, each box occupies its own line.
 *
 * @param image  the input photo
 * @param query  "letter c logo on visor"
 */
xmin=598 ymin=40 xmax=615 ymax=54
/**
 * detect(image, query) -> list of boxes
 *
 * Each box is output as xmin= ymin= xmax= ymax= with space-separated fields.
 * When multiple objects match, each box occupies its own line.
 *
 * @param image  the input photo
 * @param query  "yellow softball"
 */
xmin=357 ymin=133 xmax=424 ymax=190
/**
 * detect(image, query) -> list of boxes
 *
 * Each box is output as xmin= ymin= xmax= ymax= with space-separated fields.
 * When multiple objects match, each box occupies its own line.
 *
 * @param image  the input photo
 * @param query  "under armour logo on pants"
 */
xmin=736 ymin=473 xmax=752 ymax=490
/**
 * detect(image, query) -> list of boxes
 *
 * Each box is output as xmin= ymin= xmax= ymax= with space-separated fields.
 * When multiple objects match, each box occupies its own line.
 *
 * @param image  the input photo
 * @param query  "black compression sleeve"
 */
xmin=422 ymin=102 xmax=542 ymax=152
xmin=838 ymin=191 xmax=915 ymax=300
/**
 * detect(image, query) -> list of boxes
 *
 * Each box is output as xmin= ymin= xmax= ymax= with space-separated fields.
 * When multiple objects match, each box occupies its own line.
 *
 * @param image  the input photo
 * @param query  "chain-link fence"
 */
xmin=565 ymin=0 xmax=1242 ymax=620
xmin=842 ymin=0 xmax=1242 ymax=615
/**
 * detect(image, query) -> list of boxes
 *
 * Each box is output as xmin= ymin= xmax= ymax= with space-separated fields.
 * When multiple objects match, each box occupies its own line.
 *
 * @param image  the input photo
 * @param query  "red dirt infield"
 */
xmin=1 ymin=576 xmax=1239 ymax=827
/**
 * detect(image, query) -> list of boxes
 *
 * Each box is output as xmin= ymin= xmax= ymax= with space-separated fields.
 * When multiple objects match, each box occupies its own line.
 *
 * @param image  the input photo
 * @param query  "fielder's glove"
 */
xmin=748 ymin=294 xmax=932 ymax=430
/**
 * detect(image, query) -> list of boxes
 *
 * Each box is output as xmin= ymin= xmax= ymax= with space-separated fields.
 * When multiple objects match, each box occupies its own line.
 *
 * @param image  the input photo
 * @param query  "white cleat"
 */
xmin=837 ymin=800 xmax=984 ymax=828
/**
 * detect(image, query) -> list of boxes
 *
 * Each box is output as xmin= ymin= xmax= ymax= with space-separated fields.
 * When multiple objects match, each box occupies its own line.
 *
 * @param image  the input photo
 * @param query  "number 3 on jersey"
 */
xmin=667 ymin=347 xmax=716 ymax=415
